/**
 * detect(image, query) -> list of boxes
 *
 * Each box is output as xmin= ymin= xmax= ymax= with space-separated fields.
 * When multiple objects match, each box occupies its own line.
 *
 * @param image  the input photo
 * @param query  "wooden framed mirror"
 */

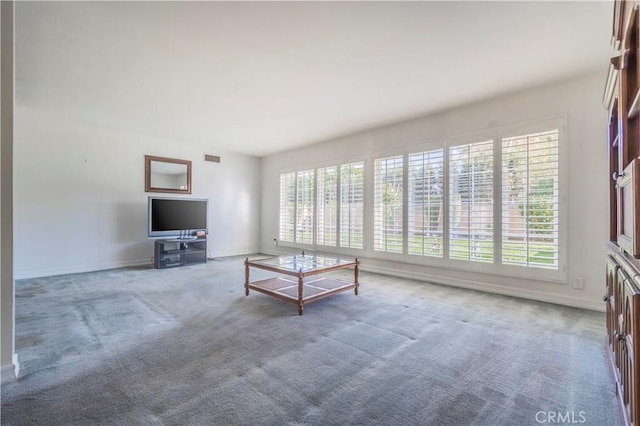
xmin=145 ymin=155 xmax=192 ymax=194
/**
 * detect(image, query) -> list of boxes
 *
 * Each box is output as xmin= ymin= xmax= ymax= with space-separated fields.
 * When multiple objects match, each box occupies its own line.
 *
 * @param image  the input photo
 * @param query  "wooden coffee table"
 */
xmin=244 ymin=253 xmax=359 ymax=315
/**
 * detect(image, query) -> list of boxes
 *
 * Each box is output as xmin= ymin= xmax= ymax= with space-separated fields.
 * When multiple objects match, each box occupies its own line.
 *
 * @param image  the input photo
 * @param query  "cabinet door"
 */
xmin=618 ymin=159 xmax=640 ymax=257
xmin=609 ymin=97 xmax=620 ymax=241
xmin=613 ymin=1 xmax=625 ymax=45
xmin=621 ymin=275 xmax=640 ymax=424
xmin=621 ymin=6 xmax=640 ymax=170
xmin=608 ymin=256 xmax=621 ymax=355
xmin=618 ymin=269 xmax=629 ymax=383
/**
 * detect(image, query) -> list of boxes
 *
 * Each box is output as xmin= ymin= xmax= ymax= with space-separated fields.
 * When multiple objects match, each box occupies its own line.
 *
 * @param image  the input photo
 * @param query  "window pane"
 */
xmin=408 ymin=149 xmax=444 ymax=257
xmin=449 ymin=141 xmax=494 ymax=263
xmin=279 ymin=172 xmax=295 ymax=242
xmin=340 ymin=162 xmax=364 ymax=249
xmin=295 ymin=170 xmax=315 ymax=244
xmin=317 ymin=166 xmax=338 ymax=246
xmin=374 ymin=156 xmax=404 ymax=253
xmin=502 ymin=130 xmax=559 ymax=269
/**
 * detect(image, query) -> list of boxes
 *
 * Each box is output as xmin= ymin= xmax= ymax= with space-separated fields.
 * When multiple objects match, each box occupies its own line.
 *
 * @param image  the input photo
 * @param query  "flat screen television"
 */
xmin=148 ymin=197 xmax=208 ymax=239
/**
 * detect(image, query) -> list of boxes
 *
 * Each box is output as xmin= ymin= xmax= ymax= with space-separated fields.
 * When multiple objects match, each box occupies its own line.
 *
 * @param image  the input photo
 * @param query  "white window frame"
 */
xmin=374 ymin=155 xmax=404 ymax=254
xmin=496 ymin=118 xmax=567 ymax=282
xmin=276 ymin=117 xmax=567 ymax=283
xmin=278 ymin=172 xmax=296 ymax=243
xmin=316 ymin=166 xmax=338 ymax=248
xmin=407 ymin=147 xmax=445 ymax=259
xmin=277 ymin=169 xmax=315 ymax=247
xmin=277 ymin=159 xmax=366 ymax=253
xmin=339 ymin=161 xmax=365 ymax=250
xmin=447 ymin=137 xmax=495 ymax=265
xmin=295 ymin=170 xmax=315 ymax=245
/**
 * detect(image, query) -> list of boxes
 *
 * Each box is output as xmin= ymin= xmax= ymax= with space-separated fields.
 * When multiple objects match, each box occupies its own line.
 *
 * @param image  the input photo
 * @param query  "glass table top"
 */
xmin=250 ymin=254 xmax=354 ymax=273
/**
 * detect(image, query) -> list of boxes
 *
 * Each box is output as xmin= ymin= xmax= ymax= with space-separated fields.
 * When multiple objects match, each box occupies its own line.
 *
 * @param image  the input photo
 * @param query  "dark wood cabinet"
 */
xmin=605 ymin=247 xmax=640 ymax=425
xmin=607 ymin=256 xmax=620 ymax=357
xmin=605 ymin=2 xmax=640 ymax=425
xmin=618 ymin=160 xmax=640 ymax=257
xmin=621 ymin=274 xmax=640 ymax=424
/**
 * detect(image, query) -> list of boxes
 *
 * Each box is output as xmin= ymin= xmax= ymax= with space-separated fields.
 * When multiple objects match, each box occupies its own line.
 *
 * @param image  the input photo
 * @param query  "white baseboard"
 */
xmin=361 ymin=263 xmax=604 ymax=312
xmin=1 ymin=354 xmax=19 ymax=384
xmin=15 ymin=259 xmax=151 ymax=280
xmin=208 ymin=248 xmax=260 ymax=259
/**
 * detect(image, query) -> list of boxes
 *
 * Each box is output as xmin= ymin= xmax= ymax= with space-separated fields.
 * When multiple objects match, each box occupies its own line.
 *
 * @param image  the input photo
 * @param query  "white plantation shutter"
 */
xmin=502 ymin=130 xmax=559 ymax=269
xmin=374 ymin=156 xmax=404 ymax=253
xmin=449 ymin=141 xmax=494 ymax=263
xmin=276 ymin=119 xmax=563 ymax=281
xmin=295 ymin=170 xmax=315 ymax=244
xmin=317 ymin=166 xmax=338 ymax=246
xmin=279 ymin=172 xmax=295 ymax=242
xmin=340 ymin=162 xmax=364 ymax=249
xmin=408 ymin=149 xmax=444 ymax=257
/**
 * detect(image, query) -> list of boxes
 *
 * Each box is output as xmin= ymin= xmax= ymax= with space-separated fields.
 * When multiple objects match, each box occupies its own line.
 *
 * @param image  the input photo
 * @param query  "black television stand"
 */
xmin=153 ymin=238 xmax=207 ymax=269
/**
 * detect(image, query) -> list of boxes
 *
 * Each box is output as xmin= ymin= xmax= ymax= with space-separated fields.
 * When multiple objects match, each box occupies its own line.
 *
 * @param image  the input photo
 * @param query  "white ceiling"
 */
xmin=16 ymin=1 xmax=614 ymax=157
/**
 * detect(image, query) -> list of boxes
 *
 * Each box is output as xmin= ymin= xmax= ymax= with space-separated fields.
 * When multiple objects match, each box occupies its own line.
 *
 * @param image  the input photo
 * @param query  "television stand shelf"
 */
xmin=153 ymin=239 xmax=207 ymax=269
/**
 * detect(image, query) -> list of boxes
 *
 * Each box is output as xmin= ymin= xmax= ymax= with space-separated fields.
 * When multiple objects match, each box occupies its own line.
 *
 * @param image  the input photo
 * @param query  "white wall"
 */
xmin=14 ymin=106 xmax=261 ymax=279
xmin=261 ymin=72 xmax=608 ymax=311
xmin=1 ymin=0 xmax=19 ymax=384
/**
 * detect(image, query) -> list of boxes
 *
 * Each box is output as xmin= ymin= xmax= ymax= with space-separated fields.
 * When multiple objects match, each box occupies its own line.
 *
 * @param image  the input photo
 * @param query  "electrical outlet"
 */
xmin=572 ymin=277 xmax=585 ymax=290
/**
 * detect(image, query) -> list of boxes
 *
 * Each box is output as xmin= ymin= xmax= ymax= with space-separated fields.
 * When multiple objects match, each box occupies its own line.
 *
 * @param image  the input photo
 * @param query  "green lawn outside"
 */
xmin=378 ymin=234 xmax=556 ymax=267
xmin=292 ymin=230 xmax=557 ymax=269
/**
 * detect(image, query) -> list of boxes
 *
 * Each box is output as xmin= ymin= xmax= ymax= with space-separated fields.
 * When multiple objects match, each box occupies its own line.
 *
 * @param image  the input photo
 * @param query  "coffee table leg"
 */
xmin=354 ymin=258 xmax=359 ymax=295
xmin=244 ymin=258 xmax=250 ymax=296
xmin=298 ymin=270 xmax=304 ymax=315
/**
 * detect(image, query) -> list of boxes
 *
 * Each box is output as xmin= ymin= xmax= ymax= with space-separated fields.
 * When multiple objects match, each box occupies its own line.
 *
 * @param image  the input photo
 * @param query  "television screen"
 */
xmin=148 ymin=197 xmax=208 ymax=239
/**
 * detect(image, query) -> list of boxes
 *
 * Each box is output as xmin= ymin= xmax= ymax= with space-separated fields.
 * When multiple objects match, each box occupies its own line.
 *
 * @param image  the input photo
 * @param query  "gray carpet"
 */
xmin=1 ymin=255 xmax=620 ymax=425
